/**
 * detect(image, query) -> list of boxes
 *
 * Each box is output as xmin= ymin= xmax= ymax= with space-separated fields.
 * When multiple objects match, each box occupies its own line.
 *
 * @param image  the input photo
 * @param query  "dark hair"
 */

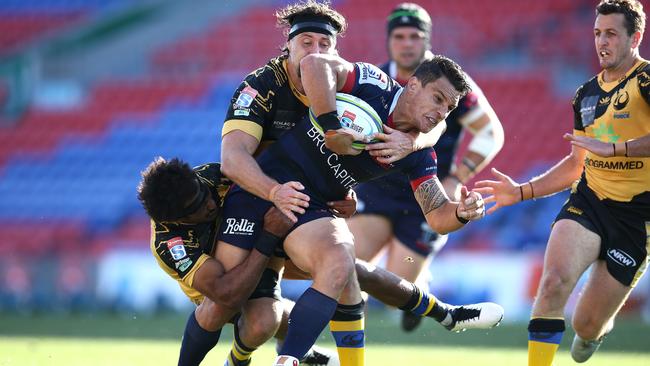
xmin=597 ymin=0 xmax=646 ymax=36
xmin=387 ymin=2 xmax=432 ymax=37
xmin=276 ymin=0 xmax=346 ymax=54
xmin=137 ymin=157 xmax=198 ymax=222
xmin=413 ymin=54 xmax=471 ymax=97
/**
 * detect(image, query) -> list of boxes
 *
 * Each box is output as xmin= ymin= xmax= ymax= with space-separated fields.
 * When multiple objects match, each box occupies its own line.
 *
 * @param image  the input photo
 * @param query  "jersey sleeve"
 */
xmin=340 ymin=62 xmax=398 ymax=96
xmin=638 ymin=62 xmax=650 ymax=106
xmin=393 ymin=148 xmax=439 ymax=192
xmin=222 ymin=73 xmax=273 ymax=141
xmin=572 ymin=84 xmax=586 ymax=133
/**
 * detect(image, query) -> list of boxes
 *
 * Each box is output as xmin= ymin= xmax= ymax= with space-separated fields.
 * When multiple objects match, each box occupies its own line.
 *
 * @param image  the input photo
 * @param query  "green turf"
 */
xmin=1 ymin=310 xmax=648 ymax=365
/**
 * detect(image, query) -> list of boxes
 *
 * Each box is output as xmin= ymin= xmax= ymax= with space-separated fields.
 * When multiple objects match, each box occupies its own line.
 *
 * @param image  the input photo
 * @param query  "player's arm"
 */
xmin=300 ymin=54 xmax=367 ymax=155
xmin=191 ymin=207 xmax=291 ymax=310
xmin=474 ymin=139 xmax=586 ymax=214
xmin=445 ymin=95 xmax=504 ymax=200
xmin=413 ymin=175 xmax=485 ymax=235
xmin=564 ymin=132 xmax=650 ymax=157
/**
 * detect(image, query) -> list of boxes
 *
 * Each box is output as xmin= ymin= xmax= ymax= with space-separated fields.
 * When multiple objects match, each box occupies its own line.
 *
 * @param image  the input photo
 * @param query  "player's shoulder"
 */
xmin=573 ymin=74 xmax=599 ymax=103
xmin=635 ymin=60 xmax=650 ymax=83
xmin=242 ymin=56 xmax=289 ymax=91
xmin=193 ymin=163 xmax=230 ymax=188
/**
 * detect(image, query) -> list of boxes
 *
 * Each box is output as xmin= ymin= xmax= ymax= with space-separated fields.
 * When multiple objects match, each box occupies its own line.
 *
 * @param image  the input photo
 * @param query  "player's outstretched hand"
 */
xmin=325 ymin=128 xmax=366 ymax=156
xmin=269 ymin=181 xmax=310 ymax=222
xmin=456 ymin=186 xmax=485 ymax=221
xmin=366 ymin=125 xmax=416 ymax=164
xmin=262 ymin=206 xmax=294 ymax=238
xmin=563 ymin=133 xmax=614 ymax=157
xmin=328 ymin=189 xmax=357 ymax=218
xmin=474 ymin=168 xmax=521 ymax=214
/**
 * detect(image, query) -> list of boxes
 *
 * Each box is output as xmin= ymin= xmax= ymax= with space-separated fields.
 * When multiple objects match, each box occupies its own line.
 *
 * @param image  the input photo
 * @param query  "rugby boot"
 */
xmin=570 ymin=319 xmax=614 ymax=363
xmin=300 ymin=345 xmax=339 ymax=365
xmin=445 ymin=302 xmax=504 ymax=332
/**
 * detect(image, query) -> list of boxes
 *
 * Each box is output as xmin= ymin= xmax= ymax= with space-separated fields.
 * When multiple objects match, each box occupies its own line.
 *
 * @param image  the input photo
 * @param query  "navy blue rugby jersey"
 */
xmin=363 ymin=61 xmax=485 ymax=201
xmin=253 ymin=62 xmax=439 ymax=204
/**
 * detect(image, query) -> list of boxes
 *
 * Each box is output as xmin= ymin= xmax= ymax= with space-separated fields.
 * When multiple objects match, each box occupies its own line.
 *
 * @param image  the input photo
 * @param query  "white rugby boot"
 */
xmin=274 ymin=355 xmax=300 ymax=366
xmin=444 ymin=302 xmax=504 ymax=332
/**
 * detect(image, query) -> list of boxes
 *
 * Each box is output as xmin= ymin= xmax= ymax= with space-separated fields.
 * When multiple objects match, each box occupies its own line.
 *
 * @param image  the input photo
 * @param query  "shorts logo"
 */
xmin=176 ymin=257 xmax=193 ymax=272
xmin=566 ymin=206 xmax=583 ymax=215
xmin=222 ymin=218 xmax=255 ymax=235
xmin=167 ymin=237 xmax=187 ymax=261
xmin=607 ymin=248 xmax=636 ymax=267
xmin=235 ymin=86 xmax=258 ymax=108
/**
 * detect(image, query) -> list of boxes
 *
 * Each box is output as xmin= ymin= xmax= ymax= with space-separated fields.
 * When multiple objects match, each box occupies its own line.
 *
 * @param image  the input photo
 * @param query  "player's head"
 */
xmin=277 ymin=0 xmax=346 ymax=76
xmin=137 ymin=157 xmax=218 ymax=224
xmin=386 ymin=3 xmax=432 ymax=72
xmin=595 ymin=0 xmax=646 ymax=69
xmin=402 ymin=55 xmax=470 ymax=133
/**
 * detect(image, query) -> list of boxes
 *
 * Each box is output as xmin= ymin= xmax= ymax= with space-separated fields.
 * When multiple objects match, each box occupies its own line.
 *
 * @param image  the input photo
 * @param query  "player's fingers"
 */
xmin=473 ymin=186 xmax=494 ymax=195
xmin=382 ymin=124 xmax=394 ymax=133
xmin=286 ymin=181 xmax=305 ymax=191
xmin=482 ymin=195 xmax=496 ymax=204
xmin=281 ymin=207 xmax=298 ymax=223
xmin=563 ymin=133 xmax=577 ymax=142
xmin=486 ymin=204 xmax=500 ymax=215
xmin=375 ymin=155 xmax=397 ymax=164
xmin=491 ymin=167 xmax=509 ymax=181
xmin=460 ymin=186 xmax=469 ymax=200
xmin=369 ymin=133 xmax=389 ymax=143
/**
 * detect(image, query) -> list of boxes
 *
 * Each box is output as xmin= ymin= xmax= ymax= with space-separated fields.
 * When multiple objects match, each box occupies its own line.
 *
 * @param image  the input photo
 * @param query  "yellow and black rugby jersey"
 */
xmin=222 ymin=56 xmax=309 ymax=151
xmin=150 ymin=163 xmax=231 ymax=297
xmin=573 ymin=60 xmax=650 ymax=203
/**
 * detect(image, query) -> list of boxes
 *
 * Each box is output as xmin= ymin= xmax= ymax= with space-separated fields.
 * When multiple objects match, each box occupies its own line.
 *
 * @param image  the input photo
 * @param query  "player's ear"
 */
xmin=407 ymin=77 xmax=419 ymax=92
xmin=632 ymin=31 xmax=643 ymax=49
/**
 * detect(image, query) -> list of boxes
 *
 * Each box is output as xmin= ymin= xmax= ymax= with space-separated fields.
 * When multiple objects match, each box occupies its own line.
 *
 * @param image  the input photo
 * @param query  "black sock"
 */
xmin=178 ymin=311 xmax=222 ymax=366
xmin=398 ymin=283 xmax=448 ymax=322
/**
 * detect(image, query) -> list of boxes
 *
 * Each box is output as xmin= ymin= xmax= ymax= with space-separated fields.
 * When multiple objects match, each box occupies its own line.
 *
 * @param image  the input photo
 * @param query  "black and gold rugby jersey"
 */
xmin=222 ymin=55 xmax=309 ymax=151
xmin=150 ymin=163 xmax=231 ymax=302
xmin=573 ymin=60 xmax=650 ymax=203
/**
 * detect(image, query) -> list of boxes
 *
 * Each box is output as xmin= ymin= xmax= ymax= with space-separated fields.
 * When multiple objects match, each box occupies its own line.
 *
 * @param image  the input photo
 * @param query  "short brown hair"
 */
xmin=413 ymin=55 xmax=471 ymax=97
xmin=597 ymin=0 xmax=646 ymax=36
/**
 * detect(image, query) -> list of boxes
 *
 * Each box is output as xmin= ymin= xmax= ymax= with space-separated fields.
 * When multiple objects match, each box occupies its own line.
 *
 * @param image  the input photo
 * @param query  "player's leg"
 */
xmin=347 ymin=213 xmax=393 ymax=262
xmin=527 ymin=219 xmax=599 ymax=366
xmin=354 ymin=259 xmax=503 ymax=332
xmin=276 ymin=217 xmax=358 ymax=365
xmin=569 ymin=260 xmax=632 ymax=363
xmin=179 ymin=297 xmax=236 ymax=366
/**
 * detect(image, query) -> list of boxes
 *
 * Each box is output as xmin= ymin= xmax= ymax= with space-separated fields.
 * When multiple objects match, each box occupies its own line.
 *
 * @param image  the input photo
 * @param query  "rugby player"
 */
xmin=474 ymin=1 xmax=650 ymax=364
xmin=348 ymin=2 xmax=504 ymax=332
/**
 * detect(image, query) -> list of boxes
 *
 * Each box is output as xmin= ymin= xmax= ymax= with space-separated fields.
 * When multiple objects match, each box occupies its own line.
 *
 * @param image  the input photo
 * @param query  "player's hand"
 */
xmin=563 ymin=133 xmax=614 ymax=157
xmin=473 ymin=168 xmax=521 ymax=214
xmin=441 ymin=175 xmax=462 ymax=201
xmin=324 ymin=128 xmax=366 ymax=156
xmin=366 ymin=125 xmax=416 ymax=164
xmin=269 ymin=181 xmax=310 ymax=223
xmin=456 ymin=186 xmax=485 ymax=221
xmin=262 ymin=207 xmax=294 ymax=237
xmin=328 ymin=189 xmax=357 ymax=218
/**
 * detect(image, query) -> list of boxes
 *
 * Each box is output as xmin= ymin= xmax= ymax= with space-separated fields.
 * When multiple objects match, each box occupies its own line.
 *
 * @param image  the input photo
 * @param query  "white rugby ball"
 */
xmin=309 ymin=93 xmax=383 ymax=150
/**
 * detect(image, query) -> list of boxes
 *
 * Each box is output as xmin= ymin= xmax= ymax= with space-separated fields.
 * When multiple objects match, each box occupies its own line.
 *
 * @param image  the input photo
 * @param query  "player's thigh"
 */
xmin=385 ymin=238 xmax=430 ymax=283
xmin=541 ymin=219 xmax=601 ymax=288
xmin=215 ymin=240 xmax=252 ymax=271
xmin=347 ymin=214 xmax=392 ymax=261
xmin=284 ymin=216 xmax=354 ymax=276
xmin=572 ymin=260 xmax=633 ymax=332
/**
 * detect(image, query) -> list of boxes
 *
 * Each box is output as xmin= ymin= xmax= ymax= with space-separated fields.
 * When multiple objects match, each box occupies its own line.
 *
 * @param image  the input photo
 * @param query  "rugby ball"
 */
xmin=309 ymin=93 xmax=383 ymax=150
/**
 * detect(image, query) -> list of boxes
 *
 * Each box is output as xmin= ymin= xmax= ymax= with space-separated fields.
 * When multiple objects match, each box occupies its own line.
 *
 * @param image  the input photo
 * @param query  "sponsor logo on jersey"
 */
xmin=273 ymin=120 xmax=294 ymax=130
xmin=235 ymin=86 xmax=258 ymax=107
xmin=613 ymin=89 xmax=629 ymax=110
xmin=579 ymin=96 xmax=599 ymax=127
xmin=175 ymin=257 xmax=193 ymax=272
xmin=167 ymin=237 xmax=187 ymax=261
xmin=584 ymin=158 xmax=644 ymax=170
xmin=598 ymin=96 xmax=611 ymax=106
xmin=222 ymin=218 xmax=255 ymax=235
xmin=234 ymin=109 xmax=250 ymax=116
xmin=613 ymin=111 xmax=630 ymax=119
xmin=358 ymin=63 xmax=389 ymax=89
xmin=566 ymin=206 xmax=583 ymax=215
xmin=307 ymin=126 xmax=358 ymax=189
xmin=607 ymin=248 xmax=636 ymax=267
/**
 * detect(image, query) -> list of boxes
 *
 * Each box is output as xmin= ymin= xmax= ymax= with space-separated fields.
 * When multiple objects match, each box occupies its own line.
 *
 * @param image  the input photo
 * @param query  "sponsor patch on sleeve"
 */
xmin=235 ymin=86 xmax=258 ymax=108
xmin=167 ymin=237 xmax=187 ymax=261
xmin=358 ymin=63 xmax=389 ymax=90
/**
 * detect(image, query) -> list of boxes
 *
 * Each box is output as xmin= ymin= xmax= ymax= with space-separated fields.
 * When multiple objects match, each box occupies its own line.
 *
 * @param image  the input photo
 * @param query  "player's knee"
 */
xmin=538 ymin=269 xmax=573 ymax=298
xmin=321 ymin=244 xmax=355 ymax=290
xmin=242 ymin=306 xmax=282 ymax=345
xmin=572 ymin=313 xmax=604 ymax=340
xmin=195 ymin=299 xmax=233 ymax=331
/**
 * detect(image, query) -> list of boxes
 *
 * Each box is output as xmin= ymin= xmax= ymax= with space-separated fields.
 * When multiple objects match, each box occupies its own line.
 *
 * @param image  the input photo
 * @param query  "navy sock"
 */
xmin=279 ymin=287 xmax=337 ymax=359
xmin=178 ymin=311 xmax=222 ymax=366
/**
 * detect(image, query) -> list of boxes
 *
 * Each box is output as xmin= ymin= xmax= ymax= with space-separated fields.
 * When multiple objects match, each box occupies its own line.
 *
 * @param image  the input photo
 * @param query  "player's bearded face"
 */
xmin=287 ymin=32 xmax=337 ymax=78
xmin=388 ymin=28 xmax=428 ymax=71
xmin=594 ymin=13 xmax=637 ymax=70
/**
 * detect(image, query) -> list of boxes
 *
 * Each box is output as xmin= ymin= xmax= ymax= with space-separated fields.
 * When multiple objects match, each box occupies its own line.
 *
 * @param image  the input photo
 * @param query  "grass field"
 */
xmin=1 ymin=310 xmax=648 ymax=365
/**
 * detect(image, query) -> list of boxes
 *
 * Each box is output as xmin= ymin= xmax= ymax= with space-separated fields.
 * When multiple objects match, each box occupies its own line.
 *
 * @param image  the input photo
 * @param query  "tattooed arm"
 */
xmin=414 ymin=176 xmax=485 ymax=234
